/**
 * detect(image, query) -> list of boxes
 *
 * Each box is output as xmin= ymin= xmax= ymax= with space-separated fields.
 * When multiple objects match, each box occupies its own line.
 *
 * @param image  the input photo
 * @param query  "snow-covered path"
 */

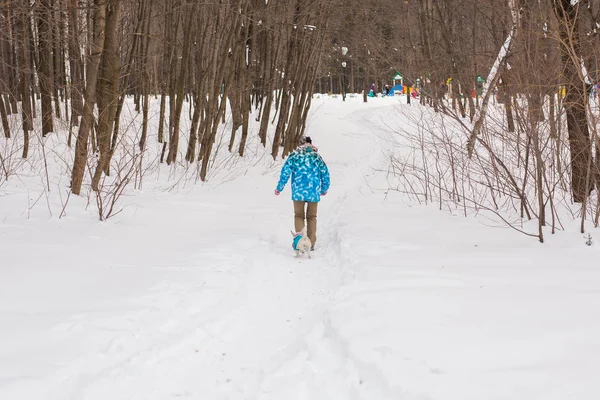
xmin=1 ymin=98 xmax=387 ymax=399
xmin=2 ymin=97 xmax=600 ymax=400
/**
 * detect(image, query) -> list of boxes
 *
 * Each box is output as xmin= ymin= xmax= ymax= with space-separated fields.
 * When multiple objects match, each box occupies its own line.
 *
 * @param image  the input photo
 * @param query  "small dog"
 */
xmin=291 ymin=227 xmax=312 ymax=258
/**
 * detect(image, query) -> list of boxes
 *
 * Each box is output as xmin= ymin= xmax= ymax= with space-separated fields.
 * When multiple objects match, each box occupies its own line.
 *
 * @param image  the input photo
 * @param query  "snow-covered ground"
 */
xmin=1 ymin=95 xmax=600 ymax=399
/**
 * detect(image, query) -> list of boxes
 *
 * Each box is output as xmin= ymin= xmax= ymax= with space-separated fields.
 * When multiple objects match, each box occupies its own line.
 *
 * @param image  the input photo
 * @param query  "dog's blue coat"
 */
xmin=276 ymin=145 xmax=331 ymax=203
xmin=292 ymin=235 xmax=303 ymax=250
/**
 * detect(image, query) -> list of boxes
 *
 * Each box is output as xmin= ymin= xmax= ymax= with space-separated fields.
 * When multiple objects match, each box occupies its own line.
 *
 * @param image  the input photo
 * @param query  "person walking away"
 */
xmin=274 ymin=136 xmax=330 ymax=250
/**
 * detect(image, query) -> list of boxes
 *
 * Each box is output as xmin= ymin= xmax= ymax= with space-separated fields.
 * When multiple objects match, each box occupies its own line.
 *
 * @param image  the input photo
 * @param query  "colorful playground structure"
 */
xmin=367 ymin=72 xmax=417 ymax=97
xmin=374 ymin=72 xmax=488 ymax=99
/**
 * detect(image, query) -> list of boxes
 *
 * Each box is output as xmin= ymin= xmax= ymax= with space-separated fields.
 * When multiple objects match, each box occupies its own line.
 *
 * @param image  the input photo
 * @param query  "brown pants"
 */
xmin=293 ymin=201 xmax=318 ymax=245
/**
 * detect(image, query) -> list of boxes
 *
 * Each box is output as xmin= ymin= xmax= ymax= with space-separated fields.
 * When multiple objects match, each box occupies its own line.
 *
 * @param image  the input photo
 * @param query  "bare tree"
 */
xmin=91 ymin=0 xmax=122 ymax=192
xmin=554 ymin=0 xmax=595 ymax=203
xmin=71 ymin=0 xmax=107 ymax=195
xmin=37 ymin=0 xmax=55 ymax=137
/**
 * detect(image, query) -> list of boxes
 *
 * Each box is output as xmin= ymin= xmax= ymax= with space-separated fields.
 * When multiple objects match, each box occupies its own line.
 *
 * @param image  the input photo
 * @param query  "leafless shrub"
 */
xmin=387 ymin=96 xmax=598 ymax=242
xmin=93 ymin=137 xmax=141 ymax=221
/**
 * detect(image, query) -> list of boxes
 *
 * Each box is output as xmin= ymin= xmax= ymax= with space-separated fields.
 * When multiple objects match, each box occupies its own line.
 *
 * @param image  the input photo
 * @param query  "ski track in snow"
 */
xmin=2 ymin=97 xmax=600 ymax=400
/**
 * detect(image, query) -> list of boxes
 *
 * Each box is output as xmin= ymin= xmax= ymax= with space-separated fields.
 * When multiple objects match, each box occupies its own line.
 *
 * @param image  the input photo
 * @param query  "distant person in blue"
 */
xmin=275 ymin=136 xmax=330 ymax=250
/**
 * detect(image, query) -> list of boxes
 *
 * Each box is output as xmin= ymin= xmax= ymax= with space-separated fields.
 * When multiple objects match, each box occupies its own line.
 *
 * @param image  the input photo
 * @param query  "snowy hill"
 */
xmin=1 ymin=96 xmax=600 ymax=400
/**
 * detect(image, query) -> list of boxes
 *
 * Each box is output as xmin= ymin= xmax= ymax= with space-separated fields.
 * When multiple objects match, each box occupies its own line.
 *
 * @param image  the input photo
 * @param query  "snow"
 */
xmin=581 ymin=56 xmax=593 ymax=85
xmin=1 ymin=95 xmax=600 ymax=399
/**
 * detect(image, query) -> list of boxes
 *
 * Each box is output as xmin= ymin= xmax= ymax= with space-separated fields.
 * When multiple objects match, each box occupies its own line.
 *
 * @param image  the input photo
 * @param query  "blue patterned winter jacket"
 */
xmin=276 ymin=145 xmax=331 ymax=203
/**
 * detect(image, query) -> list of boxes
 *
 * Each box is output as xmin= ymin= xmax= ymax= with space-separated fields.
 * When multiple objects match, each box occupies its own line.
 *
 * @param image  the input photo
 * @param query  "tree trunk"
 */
xmin=0 ymin=94 xmax=9 ymax=138
xmin=468 ymin=0 xmax=518 ymax=157
xmin=549 ymin=89 xmax=557 ymax=139
xmin=166 ymin=1 xmax=197 ymax=165
xmin=68 ymin=0 xmax=84 ymax=125
xmin=503 ymin=76 xmax=515 ymax=133
xmin=229 ymin=91 xmax=242 ymax=151
xmin=19 ymin=0 xmax=33 ymax=158
xmin=239 ymin=90 xmax=250 ymax=156
xmin=71 ymin=0 xmax=107 ymax=195
xmin=238 ymin=14 xmax=253 ymax=157
xmin=38 ymin=0 xmax=55 ymax=137
xmin=185 ymin=91 xmax=201 ymax=161
xmin=158 ymin=93 xmax=166 ymax=143
xmin=91 ymin=0 xmax=121 ymax=192
xmin=52 ymin=0 xmax=63 ymax=119
xmin=138 ymin=1 xmax=152 ymax=152
xmin=554 ymin=0 xmax=594 ymax=203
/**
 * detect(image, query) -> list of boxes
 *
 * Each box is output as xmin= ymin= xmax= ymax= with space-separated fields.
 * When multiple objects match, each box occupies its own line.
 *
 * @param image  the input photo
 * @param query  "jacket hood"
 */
xmin=298 ymin=143 xmax=318 ymax=152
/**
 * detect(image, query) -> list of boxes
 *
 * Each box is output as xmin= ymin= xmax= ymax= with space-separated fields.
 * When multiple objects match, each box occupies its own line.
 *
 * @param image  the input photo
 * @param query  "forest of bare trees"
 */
xmin=0 ymin=0 xmax=331 ymax=196
xmin=1 ymin=0 xmax=600 ymax=234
